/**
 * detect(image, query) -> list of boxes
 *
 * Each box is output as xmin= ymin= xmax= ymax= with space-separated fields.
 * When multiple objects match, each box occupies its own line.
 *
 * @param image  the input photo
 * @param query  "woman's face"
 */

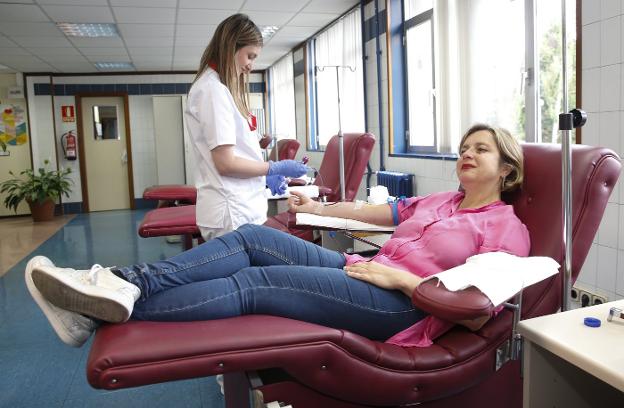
xmin=235 ymin=45 xmax=261 ymax=75
xmin=456 ymin=130 xmax=510 ymax=192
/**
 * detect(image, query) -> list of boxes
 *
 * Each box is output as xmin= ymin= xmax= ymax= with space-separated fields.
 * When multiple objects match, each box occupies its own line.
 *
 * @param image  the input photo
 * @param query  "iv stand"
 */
xmin=317 ymin=65 xmax=356 ymax=201
xmin=559 ymin=0 xmax=587 ymax=312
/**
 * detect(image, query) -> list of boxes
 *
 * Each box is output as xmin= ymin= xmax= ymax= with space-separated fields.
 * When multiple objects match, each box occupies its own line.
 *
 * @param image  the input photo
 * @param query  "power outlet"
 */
xmin=591 ymin=293 xmax=607 ymax=306
xmin=570 ymin=287 xmax=580 ymax=303
xmin=579 ymin=290 xmax=592 ymax=307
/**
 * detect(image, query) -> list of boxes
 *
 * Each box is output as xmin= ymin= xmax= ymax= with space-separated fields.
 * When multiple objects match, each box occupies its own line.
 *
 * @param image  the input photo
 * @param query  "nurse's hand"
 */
xmin=266 ymin=175 xmax=287 ymax=196
xmin=267 ymin=160 xmax=308 ymax=178
xmin=287 ymin=190 xmax=323 ymax=214
xmin=344 ymin=262 xmax=423 ymax=297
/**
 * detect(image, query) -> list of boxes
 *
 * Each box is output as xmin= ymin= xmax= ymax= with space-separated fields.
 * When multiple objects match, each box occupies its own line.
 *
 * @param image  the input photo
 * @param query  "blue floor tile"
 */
xmin=0 ymin=210 xmax=225 ymax=407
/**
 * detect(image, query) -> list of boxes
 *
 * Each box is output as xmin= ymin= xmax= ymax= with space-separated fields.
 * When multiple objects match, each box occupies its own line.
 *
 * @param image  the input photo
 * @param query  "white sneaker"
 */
xmin=31 ymin=261 xmax=141 ymax=324
xmin=25 ymin=256 xmax=99 ymax=347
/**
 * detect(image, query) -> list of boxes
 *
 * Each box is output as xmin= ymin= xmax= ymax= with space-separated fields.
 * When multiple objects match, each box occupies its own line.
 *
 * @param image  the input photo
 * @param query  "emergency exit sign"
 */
xmin=61 ymin=105 xmax=75 ymax=122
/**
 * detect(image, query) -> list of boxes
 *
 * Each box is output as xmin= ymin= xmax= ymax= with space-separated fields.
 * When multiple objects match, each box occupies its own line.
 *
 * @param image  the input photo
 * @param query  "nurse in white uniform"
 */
xmin=185 ymin=14 xmax=307 ymax=240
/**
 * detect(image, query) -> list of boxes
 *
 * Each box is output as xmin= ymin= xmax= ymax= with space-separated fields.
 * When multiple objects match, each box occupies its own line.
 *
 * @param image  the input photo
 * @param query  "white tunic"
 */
xmin=185 ymin=68 xmax=267 ymax=239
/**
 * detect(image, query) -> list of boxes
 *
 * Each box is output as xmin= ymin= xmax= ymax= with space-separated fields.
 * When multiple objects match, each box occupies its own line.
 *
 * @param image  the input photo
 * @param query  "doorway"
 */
xmin=76 ymin=95 xmax=134 ymax=212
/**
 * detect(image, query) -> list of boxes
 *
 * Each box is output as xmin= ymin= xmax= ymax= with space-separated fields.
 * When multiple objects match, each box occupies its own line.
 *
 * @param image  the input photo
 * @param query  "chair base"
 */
xmin=224 ymin=360 xmax=522 ymax=408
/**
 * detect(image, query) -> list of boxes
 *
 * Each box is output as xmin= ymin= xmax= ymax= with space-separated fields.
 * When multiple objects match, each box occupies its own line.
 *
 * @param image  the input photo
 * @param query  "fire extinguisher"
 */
xmin=61 ymin=130 xmax=77 ymax=160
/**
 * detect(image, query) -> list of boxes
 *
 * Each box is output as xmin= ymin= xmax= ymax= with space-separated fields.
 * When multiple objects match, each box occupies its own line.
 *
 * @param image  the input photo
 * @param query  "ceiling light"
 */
xmin=57 ymin=23 xmax=119 ymax=38
xmin=260 ymin=26 xmax=279 ymax=41
xmin=94 ymin=62 xmax=134 ymax=71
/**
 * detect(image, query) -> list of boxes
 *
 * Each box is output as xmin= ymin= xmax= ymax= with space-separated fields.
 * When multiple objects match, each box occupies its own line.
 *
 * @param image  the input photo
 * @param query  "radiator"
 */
xmin=376 ymin=171 xmax=414 ymax=198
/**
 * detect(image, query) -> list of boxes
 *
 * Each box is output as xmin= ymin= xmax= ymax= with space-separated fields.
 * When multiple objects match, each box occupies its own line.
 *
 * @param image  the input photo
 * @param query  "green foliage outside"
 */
xmin=0 ymin=160 xmax=72 ymax=212
xmin=515 ymin=23 xmax=576 ymax=143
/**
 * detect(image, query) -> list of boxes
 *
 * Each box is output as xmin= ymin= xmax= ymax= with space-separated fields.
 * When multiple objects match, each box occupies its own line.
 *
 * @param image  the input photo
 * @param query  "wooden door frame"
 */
xmin=75 ymin=93 xmax=135 ymax=212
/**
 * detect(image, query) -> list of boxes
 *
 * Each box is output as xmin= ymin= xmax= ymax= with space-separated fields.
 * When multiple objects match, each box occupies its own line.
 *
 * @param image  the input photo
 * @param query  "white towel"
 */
xmin=422 ymin=252 xmax=560 ymax=306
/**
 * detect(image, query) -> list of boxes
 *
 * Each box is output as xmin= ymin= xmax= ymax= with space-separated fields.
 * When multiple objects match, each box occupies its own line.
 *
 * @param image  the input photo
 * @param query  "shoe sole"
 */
xmin=25 ymin=257 xmax=84 ymax=347
xmin=31 ymin=267 xmax=130 ymax=323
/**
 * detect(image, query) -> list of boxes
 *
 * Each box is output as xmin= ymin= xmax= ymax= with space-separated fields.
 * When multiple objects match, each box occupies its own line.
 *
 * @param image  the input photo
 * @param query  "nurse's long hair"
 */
xmin=194 ymin=14 xmax=263 ymax=118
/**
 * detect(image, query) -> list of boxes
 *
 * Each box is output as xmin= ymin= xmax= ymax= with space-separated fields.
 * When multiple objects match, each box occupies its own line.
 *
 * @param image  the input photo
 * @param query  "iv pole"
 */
xmin=559 ymin=0 xmax=587 ymax=311
xmin=317 ymin=65 xmax=356 ymax=201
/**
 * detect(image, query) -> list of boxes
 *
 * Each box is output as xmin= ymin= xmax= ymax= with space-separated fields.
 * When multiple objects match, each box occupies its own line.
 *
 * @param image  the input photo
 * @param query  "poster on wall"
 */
xmin=0 ymin=104 xmax=28 ymax=146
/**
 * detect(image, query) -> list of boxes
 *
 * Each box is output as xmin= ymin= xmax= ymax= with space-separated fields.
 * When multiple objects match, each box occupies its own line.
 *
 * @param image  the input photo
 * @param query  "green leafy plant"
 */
xmin=0 ymin=160 xmax=72 ymax=213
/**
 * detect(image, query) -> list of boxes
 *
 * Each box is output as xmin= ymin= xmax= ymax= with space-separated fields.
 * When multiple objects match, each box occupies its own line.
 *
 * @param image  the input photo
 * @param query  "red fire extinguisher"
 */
xmin=61 ymin=130 xmax=77 ymax=160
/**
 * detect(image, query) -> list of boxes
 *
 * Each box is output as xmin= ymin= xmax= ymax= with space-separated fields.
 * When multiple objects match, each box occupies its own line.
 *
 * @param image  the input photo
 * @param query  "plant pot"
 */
xmin=27 ymin=198 xmax=56 ymax=222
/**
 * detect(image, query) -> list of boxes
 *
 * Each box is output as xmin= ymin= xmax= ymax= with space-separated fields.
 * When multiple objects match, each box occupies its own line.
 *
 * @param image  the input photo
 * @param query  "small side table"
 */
xmin=517 ymin=300 xmax=624 ymax=407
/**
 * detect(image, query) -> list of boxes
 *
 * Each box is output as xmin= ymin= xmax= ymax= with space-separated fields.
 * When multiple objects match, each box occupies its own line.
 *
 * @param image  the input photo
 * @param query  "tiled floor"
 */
xmin=0 ymin=210 xmax=225 ymax=407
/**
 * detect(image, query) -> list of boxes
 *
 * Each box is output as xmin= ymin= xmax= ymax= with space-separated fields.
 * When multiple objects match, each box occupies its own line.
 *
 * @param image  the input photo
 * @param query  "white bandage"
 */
xmin=354 ymin=200 xmax=366 ymax=210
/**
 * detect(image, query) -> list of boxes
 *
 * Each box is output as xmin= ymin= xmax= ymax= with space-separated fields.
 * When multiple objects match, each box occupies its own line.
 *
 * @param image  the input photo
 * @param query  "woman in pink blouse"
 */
xmin=26 ymin=124 xmax=529 ymax=348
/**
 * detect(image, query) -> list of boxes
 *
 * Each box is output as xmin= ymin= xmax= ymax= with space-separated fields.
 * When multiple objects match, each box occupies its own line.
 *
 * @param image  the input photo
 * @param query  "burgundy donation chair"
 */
xmin=87 ymin=144 xmax=620 ymax=408
xmin=269 ymin=138 xmax=301 ymax=161
xmin=264 ymin=132 xmax=376 ymax=241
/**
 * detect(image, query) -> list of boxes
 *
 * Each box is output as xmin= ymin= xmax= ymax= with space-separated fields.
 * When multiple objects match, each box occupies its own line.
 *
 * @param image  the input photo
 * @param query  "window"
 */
xmin=393 ymin=0 xmax=576 ymax=154
xmin=403 ymin=0 xmax=436 ymax=152
xmin=269 ymin=53 xmax=296 ymax=140
xmin=311 ymin=7 xmax=365 ymax=149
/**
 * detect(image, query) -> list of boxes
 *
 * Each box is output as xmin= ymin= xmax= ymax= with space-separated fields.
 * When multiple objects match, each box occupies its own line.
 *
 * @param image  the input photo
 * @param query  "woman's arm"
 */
xmin=211 ymin=145 xmax=270 ymax=178
xmin=344 ymin=262 xmax=423 ymax=297
xmin=288 ymin=191 xmax=395 ymax=226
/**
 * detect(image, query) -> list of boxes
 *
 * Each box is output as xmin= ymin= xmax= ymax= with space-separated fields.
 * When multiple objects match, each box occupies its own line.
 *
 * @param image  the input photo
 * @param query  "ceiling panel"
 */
xmin=0 ymin=4 xmax=49 ymax=22
xmin=0 ymin=22 xmax=63 ymax=36
xmin=84 ymin=55 xmax=130 ymax=63
xmin=112 ymin=7 xmax=175 ymax=24
xmin=117 ymin=23 xmax=174 ymax=37
xmin=289 ymin=12 xmax=339 ymax=27
xmin=242 ymin=0 xmax=310 ymax=13
xmin=176 ymin=9 xmax=234 ymax=25
xmin=11 ymin=36 xmax=72 ymax=47
xmin=109 ymin=0 xmax=177 ymax=7
xmin=2 ymin=62 xmax=55 ymax=72
xmin=178 ymin=0 xmax=243 ymax=9
xmin=275 ymin=26 xmax=320 ymax=40
xmin=125 ymin=37 xmax=174 ymax=47
xmin=38 ymin=55 xmax=90 ymax=63
xmin=175 ymin=36 xmax=210 ymax=47
xmin=244 ymin=11 xmax=296 ymax=27
xmin=175 ymin=24 xmax=217 ymax=38
xmin=50 ymin=61 xmax=99 ymax=72
xmin=0 ymin=36 xmax=18 ymax=47
xmin=174 ymin=46 xmax=204 ymax=57
xmin=0 ymin=47 xmax=33 ymax=56
xmin=25 ymin=47 xmax=82 ymax=56
xmin=127 ymin=47 xmax=172 ymax=56
xmin=304 ymin=0 xmax=358 ymax=14
xmin=40 ymin=5 xmax=115 ymax=23
xmin=36 ymin=0 xmax=108 ymax=5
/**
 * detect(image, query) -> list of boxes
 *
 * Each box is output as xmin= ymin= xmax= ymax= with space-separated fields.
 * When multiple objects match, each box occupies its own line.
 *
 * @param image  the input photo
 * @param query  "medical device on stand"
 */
xmin=316 ymin=65 xmax=355 ymax=202
xmin=558 ymin=0 xmax=587 ymax=312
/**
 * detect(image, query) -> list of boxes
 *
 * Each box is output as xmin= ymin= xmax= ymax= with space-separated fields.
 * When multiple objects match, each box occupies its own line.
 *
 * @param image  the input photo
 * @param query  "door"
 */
xmin=152 ymin=96 xmax=186 ymax=185
xmin=79 ymin=96 xmax=133 ymax=212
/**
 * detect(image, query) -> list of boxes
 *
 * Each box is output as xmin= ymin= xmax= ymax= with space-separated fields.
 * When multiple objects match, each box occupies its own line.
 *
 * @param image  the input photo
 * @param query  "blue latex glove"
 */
xmin=267 ymin=160 xmax=308 ymax=178
xmin=266 ymin=175 xmax=287 ymax=196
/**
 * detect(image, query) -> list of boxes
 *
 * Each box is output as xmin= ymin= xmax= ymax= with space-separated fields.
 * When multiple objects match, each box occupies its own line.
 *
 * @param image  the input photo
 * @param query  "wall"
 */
xmin=0 ymin=73 xmax=31 ymax=216
xmin=26 ymin=72 xmax=266 ymax=211
xmin=577 ymin=0 xmax=623 ymax=302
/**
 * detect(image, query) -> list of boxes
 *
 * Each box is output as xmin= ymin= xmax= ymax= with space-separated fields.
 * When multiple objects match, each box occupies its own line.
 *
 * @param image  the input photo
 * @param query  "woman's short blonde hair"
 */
xmin=458 ymin=124 xmax=524 ymax=192
xmin=194 ymin=14 xmax=263 ymax=118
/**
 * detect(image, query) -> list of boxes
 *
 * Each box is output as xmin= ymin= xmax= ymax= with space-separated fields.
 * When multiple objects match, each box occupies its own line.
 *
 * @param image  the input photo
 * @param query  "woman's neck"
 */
xmin=458 ymin=189 xmax=502 ymax=210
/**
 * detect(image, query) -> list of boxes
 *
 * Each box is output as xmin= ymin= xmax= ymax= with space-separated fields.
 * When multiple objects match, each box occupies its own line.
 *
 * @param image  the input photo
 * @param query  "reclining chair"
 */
xmin=87 ymin=144 xmax=620 ymax=407
xmin=264 ymin=132 xmax=376 ymax=241
xmin=269 ymin=138 xmax=301 ymax=161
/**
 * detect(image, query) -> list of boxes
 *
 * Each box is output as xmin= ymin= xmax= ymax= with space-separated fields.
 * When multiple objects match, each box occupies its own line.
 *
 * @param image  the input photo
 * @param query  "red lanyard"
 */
xmin=208 ymin=61 xmax=256 ymax=132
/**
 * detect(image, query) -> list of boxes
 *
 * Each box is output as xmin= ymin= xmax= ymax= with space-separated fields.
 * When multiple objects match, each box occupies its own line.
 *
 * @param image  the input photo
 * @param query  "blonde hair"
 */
xmin=458 ymin=123 xmax=524 ymax=192
xmin=194 ymin=14 xmax=263 ymax=117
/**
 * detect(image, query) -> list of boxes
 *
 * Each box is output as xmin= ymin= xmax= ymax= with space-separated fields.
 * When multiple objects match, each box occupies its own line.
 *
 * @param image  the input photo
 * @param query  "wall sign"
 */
xmin=61 ymin=105 xmax=75 ymax=122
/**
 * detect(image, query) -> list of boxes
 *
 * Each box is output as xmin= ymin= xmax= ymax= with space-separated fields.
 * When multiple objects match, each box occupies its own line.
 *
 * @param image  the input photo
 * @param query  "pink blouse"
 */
xmin=344 ymin=191 xmax=530 ymax=347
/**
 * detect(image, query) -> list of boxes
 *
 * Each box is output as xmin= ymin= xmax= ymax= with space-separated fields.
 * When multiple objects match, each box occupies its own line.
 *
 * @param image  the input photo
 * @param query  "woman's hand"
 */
xmin=344 ymin=261 xmax=423 ymax=297
xmin=288 ymin=190 xmax=323 ymax=214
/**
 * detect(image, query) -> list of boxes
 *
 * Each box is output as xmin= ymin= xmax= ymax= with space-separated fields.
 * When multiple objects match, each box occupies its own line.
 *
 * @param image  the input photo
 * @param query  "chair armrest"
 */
xmin=411 ymin=279 xmax=495 ymax=323
xmin=288 ymin=178 xmax=307 ymax=187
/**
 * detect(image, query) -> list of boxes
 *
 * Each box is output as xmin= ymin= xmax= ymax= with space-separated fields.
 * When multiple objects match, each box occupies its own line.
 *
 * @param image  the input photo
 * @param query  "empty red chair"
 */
xmin=268 ymin=138 xmax=301 ymax=161
xmin=264 ymin=132 xmax=376 ymax=241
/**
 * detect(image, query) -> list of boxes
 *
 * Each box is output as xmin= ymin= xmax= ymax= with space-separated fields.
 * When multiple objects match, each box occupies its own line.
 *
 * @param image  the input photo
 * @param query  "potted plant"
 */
xmin=0 ymin=160 xmax=72 ymax=222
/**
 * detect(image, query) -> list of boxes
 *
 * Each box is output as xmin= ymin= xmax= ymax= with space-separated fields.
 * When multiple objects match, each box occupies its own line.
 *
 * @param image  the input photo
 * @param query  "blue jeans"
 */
xmin=116 ymin=224 xmax=425 ymax=341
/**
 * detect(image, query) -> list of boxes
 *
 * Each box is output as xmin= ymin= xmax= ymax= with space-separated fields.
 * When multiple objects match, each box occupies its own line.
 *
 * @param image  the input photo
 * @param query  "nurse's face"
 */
xmin=235 ymin=45 xmax=261 ymax=75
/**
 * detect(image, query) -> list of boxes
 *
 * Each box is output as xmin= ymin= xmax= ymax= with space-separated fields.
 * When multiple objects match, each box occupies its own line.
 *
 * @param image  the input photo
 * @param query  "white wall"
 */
xmin=578 ymin=0 xmax=623 ymax=302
